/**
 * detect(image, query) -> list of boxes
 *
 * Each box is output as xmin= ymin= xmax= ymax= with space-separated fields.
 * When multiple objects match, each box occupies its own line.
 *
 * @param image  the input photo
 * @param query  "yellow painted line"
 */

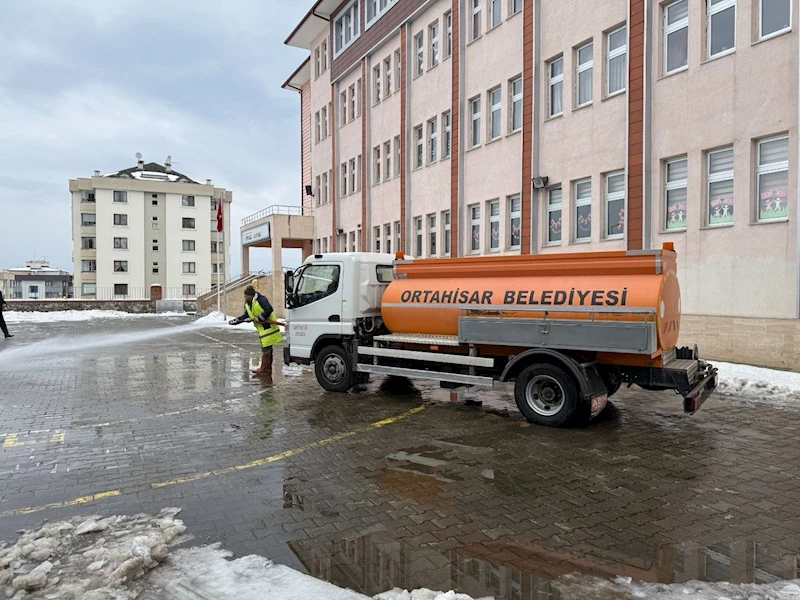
xmin=0 ymin=491 xmax=121 ymax=519
xmin=0 ymin=404 xmax=427 ymax=519
xmin=2 ymin=431 xmax=65 ymax=447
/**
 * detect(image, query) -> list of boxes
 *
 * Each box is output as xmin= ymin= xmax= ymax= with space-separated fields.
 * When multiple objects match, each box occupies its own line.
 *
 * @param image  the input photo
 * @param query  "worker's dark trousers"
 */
xmin=0 ymin=311 xmax=9 ymax=338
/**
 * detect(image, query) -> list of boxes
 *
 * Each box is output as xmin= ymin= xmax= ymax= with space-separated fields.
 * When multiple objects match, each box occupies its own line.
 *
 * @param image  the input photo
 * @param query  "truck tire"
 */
xmin=315 ymin=345 xmax=354 ymax=392
xmin=514 ymin=363 xmax=580 ymax=427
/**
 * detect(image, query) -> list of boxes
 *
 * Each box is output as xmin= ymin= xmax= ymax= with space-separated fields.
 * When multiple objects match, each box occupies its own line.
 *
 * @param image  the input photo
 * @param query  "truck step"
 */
xmin=373 ymin=333 xmax=461 ymax=347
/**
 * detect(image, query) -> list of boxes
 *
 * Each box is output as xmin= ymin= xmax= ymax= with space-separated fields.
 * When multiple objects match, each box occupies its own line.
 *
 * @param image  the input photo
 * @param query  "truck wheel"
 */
xmin=315 ymin=345 xmax=353 ymax=392
xmin=514 ymin=363 xmax=580 ymax=427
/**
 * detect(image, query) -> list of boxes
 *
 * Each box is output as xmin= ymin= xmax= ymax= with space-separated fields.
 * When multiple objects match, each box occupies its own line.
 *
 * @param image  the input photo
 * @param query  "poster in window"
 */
xmin=759 ymin=188 xmax=789 ymax=220
xmin=608 ymin=204 xmax=625 ymax=236
xmin=708 ymin=196 xmax=733 ymax=225
xmin=576 ymin=206 xmax=591 ymax=239
xmin=510 ymin=217 xmax=521 ymax=247
xmin=490 ymin=221 xmax=500 ymax=249
xmin=548 ymin=210 xmax=562 ymax=243
xmin=666 ymin=201 xmax=687 ymax=230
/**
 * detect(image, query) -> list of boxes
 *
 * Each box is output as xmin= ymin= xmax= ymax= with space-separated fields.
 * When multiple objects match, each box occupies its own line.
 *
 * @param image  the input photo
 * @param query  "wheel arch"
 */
xmin=310 ymin=335 xmax=345 ymax=361
xmin=500 ymin=349 xmax=591 ymax=399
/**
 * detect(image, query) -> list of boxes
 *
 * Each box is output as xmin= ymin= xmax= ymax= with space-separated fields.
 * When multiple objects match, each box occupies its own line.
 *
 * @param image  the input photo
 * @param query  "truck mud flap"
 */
xmin=683 ymin=365 xmax=718 ymax=414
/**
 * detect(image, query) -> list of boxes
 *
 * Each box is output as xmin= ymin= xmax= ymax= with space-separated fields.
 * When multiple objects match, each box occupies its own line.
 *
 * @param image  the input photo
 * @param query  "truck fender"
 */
xmin=499 ymin=349 xmax=604 ymax=401
xmin=310 ymin=335 xmax=346 ymax=362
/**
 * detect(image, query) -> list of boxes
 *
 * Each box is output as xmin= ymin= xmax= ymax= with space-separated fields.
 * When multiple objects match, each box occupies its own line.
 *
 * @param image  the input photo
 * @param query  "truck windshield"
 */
xmin=294 ymin=264 xmax=341 ymax=307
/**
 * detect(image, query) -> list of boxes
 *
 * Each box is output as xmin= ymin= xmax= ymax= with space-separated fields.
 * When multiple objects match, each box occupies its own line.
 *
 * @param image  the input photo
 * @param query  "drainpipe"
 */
xmin=531 ymin=0 xmax=542 ymax=254
xmin=643 ymin=0 xmax=653 ymax=250
xmin=796 ymin=30 xmax=800 ymax=318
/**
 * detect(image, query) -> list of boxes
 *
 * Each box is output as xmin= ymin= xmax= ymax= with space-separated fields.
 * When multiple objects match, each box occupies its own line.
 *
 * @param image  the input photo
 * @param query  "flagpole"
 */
xmin=216 ymin=198 xmax=221 ymax=316
xmin=222 ymin=199 xmax=227 ymax=320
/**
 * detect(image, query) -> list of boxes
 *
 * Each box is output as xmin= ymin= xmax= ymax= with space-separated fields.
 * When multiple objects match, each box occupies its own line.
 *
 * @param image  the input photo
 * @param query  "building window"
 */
xmin=113 ymin=191 xmax=127 ymax=203
xmin=664 ymin=0 xmax=688 ymax=73
xmin=315 ymin=48 xmax=321 ymax=78
xmin=152 ymin=240 xmax=159 ymax=251
xmin=373 ymin=65 xmax=381 ymax=104
xmin=81 ymin=237 xmax=96 ymax=250
xmin=114 ymin=260 xmax=128 ymax=273
xmin=664 ymin=157 xmax=688 ymax=230
xmin=488 ymin=200 xmax=500 ymax=250
xmin=756 ymin=135 xmax=789 ymax=221
xmin=315 ymin=112 xmax=321 ymax=143
xmin=351 ymin=158 xmax=358 ymax=192
xmin=489 ymin=0 xmax=501 ymax=29
xmin=472 ymin=0 xmax=482 ymax=40
xmin=384 ymin=141 xmax=391 ymax=179
xmin=315 ymin=175 xmax=321 ymax=206
xmin=394 ymin=135 xmax=401 ymax=177
xmin=334 ymin=0 xmax=360 ymax=57
xmin=349 ymin=85 xmax=356 ymax=121
xmin=574 ymin=179 xmax=591 ymax=240
xmin=510 ymin=76 xmax=522 ymax=132
xmin=442 ymin=111 xmax=452 ymax=158
xmin=415 ymin=217 xmax=423 ymax=256
xmin=113 ymin=237 xmax=128 ymax=250
xmin=113 ymin=213 xmax=128 ymax=226
xmin=182 ymin=218 xmax=196 ymax=229
xmin=385 ymin=56 xmax=392 ymax=95
xmin=82 ymin=283 xmax=97 ymax=296
xmin=153 ymin=262 xmax=159 ymax=274
xmin=428 ymin=118 xmax=438 ymax=163
xmin=183 ymin=284 xmax=196 ymax=296
xmin=576 ymin=42 xmax=593 ymax=106
xmin=708 ymin=0 xmax=736 ymax=58
xmin=414 ymin=32 xmax=424 ymax=77
xmin=442 ymin=211 xmax=451 ymax=255
xmin=81 ymin=260 xmax=97 ymax=272
xmin=210 ymin=198 xmax=218 ymax=210
xmin=428 ymin=214 xmax=437 ymax=255
xmin=114 ymin=284 xmax=128 ymax=297
xmin=548 ymin=57 xmax=564 ymax=117
xmin=367 ymin=0 xmax=398 ymax=26
xmin=415 ymin=125 xmax=424 ymax=168
xmin=321 ymin=40 xmax=328 ymax=71
xmin=430 ymin=21 xmax=439 ymax=67
xmin=350 ymin=231 xmax=356 ymax=252
xmin=510 ymin=0 xmax=522 ymax=15
xmin=182 ymin=195 xmax=195 ymax=207
xmin=212 ymin=263 xmax=224 ymax=275
xmin=342 ymin=162 xmax=349 ymax=195
xmin=357 ymin=79 xmax=363 ymax=116
xmin=374 ymin=147 xmax=381 ymax=183
xmin=470 ymin=97 xmax=481 ymax=147
xmin=211 ymin=241 xmax=219 ymax=253
xmin=607 ymin=25 xmax=627 ymax=96
xmin=321 ymin=105 xmax=328 ymax=138
xmin=81 ymin=190 xmax=96 ymax=202
xmin=444 ymin=11 xmax=453 ymax=58
xmin=470 ymin=205 xmax=481 ymax=252
xmin=182 ymin=262 xmax=196 ymax=274
xmin=322 ymin=172 xmax=329 ymax=204
xmin=549 ymin=187 xmax=566 ymax=241
xmin=760 ymin=0 xmax=791 ymax=38
xmin=509 ymin=195 xmax=521 ymax=248
xmin=182 ymin=239 xmax=196 ymax=251
xmin=341 ymin=91 xmax=348 ymax=125
xmin=81 ymin=213 xmax=96 ymax=226
xmin=605 ymin=171 xmax=626 ymax=237
xmin=489 ymin=87 xmax=502 ymax=140
xmin=385 ymin=224 xmax=392 ymax=254
xmin=395 ymin=221 xmax=401 ymax=251
xmin=706 ymin=146 xmax=734 ymax=226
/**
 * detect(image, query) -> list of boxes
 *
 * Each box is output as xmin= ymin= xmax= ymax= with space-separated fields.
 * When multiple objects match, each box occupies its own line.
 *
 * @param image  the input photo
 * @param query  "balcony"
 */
xmin=241 ymin=205 xmax=302 ymax=227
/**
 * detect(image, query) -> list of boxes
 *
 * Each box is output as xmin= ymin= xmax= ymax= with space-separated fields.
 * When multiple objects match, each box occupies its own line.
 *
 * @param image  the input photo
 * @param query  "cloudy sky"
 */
xmin=0 ymin=0 xmax=309 ymax=275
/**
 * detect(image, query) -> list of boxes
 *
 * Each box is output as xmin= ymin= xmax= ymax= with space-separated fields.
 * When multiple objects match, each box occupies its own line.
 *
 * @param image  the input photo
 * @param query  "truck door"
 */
xmin=287 ymin=262 xmax=344 ymax=360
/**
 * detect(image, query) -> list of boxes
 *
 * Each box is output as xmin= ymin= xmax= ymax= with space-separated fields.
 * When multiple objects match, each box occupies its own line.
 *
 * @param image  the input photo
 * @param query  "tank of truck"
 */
xmin=381 ymin=245 xmax=681 ymax=352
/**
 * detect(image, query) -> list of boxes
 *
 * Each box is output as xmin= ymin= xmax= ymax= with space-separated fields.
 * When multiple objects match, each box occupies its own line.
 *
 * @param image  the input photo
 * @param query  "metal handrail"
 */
xmin=241 ymin=205 xmax=302 ymax=227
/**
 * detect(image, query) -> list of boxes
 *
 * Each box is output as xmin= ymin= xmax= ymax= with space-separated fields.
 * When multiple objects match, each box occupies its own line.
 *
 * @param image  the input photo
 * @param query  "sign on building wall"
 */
xmin=241 ymin=222 xmax=271 ymax=246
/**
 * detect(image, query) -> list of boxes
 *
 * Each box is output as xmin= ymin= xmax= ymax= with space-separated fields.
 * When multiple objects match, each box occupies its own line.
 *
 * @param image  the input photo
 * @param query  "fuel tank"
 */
xmin=381 ymin=244 xmax=681 ymax=352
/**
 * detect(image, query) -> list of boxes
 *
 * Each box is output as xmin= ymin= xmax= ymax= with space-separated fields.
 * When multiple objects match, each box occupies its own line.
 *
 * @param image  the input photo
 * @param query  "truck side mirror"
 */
xmin=284 ymin=271 xmax=295 ymax=308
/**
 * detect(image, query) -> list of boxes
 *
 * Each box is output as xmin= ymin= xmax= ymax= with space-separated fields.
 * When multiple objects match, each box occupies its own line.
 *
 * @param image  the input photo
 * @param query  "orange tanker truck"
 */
xmin=283 ymin=243 xmax=718 ymax=426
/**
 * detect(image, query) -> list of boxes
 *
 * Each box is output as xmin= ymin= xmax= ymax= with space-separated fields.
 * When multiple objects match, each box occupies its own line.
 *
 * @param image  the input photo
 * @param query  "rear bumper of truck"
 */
xmin=682 ymin=363 xmax=718 ymax=414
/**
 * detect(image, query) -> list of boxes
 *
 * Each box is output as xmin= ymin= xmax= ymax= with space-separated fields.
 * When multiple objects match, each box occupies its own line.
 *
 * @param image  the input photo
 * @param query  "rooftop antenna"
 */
xmin=135 ymin=152 xmax=143 ymax=160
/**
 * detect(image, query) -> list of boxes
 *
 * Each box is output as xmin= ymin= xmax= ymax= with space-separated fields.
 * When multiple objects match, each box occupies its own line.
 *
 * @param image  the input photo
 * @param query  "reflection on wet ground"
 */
xmin=2 ymin=318 xmax=800 ymax=598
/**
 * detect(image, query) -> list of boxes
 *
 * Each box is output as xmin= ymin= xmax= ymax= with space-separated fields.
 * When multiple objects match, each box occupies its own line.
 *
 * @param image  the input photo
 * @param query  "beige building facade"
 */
xmin=283 ymin=0 xmax=798 ymax=368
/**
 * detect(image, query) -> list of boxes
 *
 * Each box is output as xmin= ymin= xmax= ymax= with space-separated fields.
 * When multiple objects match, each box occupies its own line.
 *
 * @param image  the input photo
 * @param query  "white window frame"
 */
xmin=429 ymin=20 xmax=440 ymax=68
xmin=759 ymin=0 xmax=792 ymax=39
xmin=374 ymin=225 xmax=381 ymax=252
xmin=576 ymin=42 xmax=594 ymax=107
xmin=488 ymin=199 xmax=500 ymax=251
xmin=470 ymin=96 xmax=482 ymax=147
xmin=342 ymin=162 xmax=349 ymax=196
xmin=545 ymin=188 xmax=563 ymax=246
xmin=472 ymin=0 xmax=482 ymax=40
xmin=182 ymin=239 xmax=196 ymax=252
xmin=384 ymin=141 xmax=392 ymax=181
xmin=350 ymin=158 xmax=357 ymax=192
xmin=443 ymin=110 xmax=452 ymax=158
xmin=415 ymin=125 xmax=424 ymax=168
xmin=756 ymin=134 xmax=790 ymax=222
xmin=489 ymin=0 xmax=501 ymax=29
xmin=349 ymin=85 xmax=356 ymax=121
xmin=321 ymin=40 xmax=328 ymax=71
xmin=315 ymin=48 xmax=321 ymax=78
xmin=113 ymin=237 xmax=128 ymax=250
xmin=548 ymin=56 xmax=564 ymax=118
xmin=395 ymin=221 xmax=401 ymax=252
xmin=384 ymin=56 xmax=392 ymax=96
xmin=510 ymin=76 xmax=522 ymax=133
xmin=374 ymin=146 xmax=381 ymax=184
xmin=664 ymin=156 xmax=688 ymax=230
xmin=115 ymin=260 xmax=129 ymax=273
xmin=706 ymin=146 xmax=734 ymax=227
xmin=394 ymin=135 xmax=401 ymax=177
xmin=334 ymin=0 xmax=361 ymax=58
xmin=606 ymin=25 xmax=627 ymax=96
xmin=395 ymin=50 xmax=401 ymax=89
xmin=373 ymin=65 xmax=382 ymax=104
xmin=574 ymin=179 xmax=592 ymax=241
xmin=470 ymin=204 xmax=481 ymax=252
xmin=428 ymin=117 xmax=438 ymax=164
xmin=357 ymin=79 xmax=363 ymax=116
xmin=707 ymin=0 xmax=736 ymax=59
xmin=444 ymin=10 xmax=453 ymax=58
xmin=341 ymin=90 xmax=348 ymax=125
xmin=414 ymin=32 xmax=424 ymax=77
xmin=322 ymin=172 xmax=328 ymax=204
xmin=321 ymin=104 xmax=328 ymax=139
xmin=385 ymin=223 xmax=392 ymax=254
xmin=510 ymin=0 xmax=523 ymax=16
xmin=315 ymin=111 xmax=321 ymax=143
xmin=509 ymin=194 xmax=521 ymax=249
xmin=443 ymin=210 xmax=452 ymax=255
xmin=415 ymin=217 xmax=423 ymax=257
xmin=664 ymin=0 xmax=689 ymax=74
xmin=366 ymin=0 xmax=398 ymax=28
xmin=489 ymin=87 xmax=502 ymax=141
xmin=604 ymin=170 xmax=626 ymax=239
xmin=428 ymin=213 xmax=437 ymax=256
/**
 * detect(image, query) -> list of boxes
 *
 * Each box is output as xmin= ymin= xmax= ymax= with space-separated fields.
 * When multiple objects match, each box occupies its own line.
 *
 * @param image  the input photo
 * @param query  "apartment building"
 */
xmin=0 ymin=260 xmax=72 ymax=300
xmin=283 ymin=0 xmax=798 ymax=366
xmin=69 ymin=158 xmax=233 ymax=300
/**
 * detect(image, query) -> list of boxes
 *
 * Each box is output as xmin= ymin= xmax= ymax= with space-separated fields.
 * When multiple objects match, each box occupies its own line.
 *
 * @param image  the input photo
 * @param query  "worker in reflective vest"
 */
xmin=229 ymin=286 xmax=284 ymax=374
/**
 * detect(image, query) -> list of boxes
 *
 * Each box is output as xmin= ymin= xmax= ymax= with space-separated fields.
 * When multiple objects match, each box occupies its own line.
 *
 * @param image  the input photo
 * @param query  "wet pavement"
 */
xmin=1 ymin=316 xmax=800 ymax=599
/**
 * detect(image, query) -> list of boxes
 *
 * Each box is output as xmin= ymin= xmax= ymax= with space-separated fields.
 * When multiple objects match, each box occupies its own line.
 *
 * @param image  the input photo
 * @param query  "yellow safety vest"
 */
xmin=245 ymin=297 xmax=282 ymax=349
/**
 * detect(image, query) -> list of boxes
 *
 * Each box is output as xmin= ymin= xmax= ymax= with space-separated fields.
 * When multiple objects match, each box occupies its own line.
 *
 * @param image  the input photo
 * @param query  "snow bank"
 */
xmin=375 ymin=589 xmax=485 ymax=600
xmin=716 ymin=360 xmax=800 ymax=406
xmin=3 ymin=310 xmax=186 ymax=324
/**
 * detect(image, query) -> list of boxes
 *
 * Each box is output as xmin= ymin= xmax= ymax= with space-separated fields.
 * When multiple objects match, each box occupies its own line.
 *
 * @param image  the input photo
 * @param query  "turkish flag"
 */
xmin=216 ymin=200 xmax=223 ymax=232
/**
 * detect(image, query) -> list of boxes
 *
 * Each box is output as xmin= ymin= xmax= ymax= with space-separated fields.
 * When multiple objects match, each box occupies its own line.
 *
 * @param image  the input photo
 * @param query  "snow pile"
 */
xmin=374 ymin=590 xmax=485 ymax=600
xmin=3 ymin=310 xmax=186 ymax=324
xmin=716 ymin=360 xmax=800 ymax=406
xmin=559 ymin=573 xmax=800 ymax=599
xmin=0 ymin=508 xmax=186 ymax=599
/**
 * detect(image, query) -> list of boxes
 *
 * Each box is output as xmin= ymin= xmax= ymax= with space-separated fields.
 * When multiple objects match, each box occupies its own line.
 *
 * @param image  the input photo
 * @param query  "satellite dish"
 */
xmin=165 ymin=155 xmax=172 ymax=164
xmin=135 ymin=152 xmax=143 ymax=160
